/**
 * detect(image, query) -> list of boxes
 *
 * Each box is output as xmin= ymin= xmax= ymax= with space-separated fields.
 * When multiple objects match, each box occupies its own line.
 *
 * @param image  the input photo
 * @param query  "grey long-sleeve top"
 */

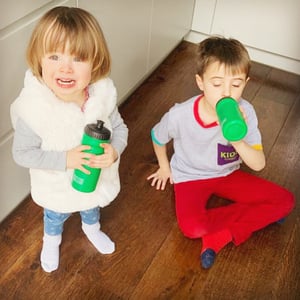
xmin=12 ymin=107 xmax=128 ymax=171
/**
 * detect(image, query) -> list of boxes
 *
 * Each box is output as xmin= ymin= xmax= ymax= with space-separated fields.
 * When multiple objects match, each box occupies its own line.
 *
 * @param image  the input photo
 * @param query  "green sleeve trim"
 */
xmin=151 ymin=129 xmax=164 ymax=146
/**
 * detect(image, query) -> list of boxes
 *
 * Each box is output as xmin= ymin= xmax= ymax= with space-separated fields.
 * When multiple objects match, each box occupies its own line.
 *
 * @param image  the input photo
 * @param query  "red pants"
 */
xmin=174 ymin=170 xmax=295 ymax=252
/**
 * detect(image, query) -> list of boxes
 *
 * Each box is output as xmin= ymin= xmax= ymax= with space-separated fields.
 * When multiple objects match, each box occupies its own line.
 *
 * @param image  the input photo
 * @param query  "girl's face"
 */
xmin=196 ymin=61 xmax=249 ymax=112
xmin=41 ymin=43 xmax=92 ymax=105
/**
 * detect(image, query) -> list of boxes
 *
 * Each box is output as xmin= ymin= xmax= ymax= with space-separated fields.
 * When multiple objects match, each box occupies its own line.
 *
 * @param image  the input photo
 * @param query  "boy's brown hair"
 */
xmin=197 ymin=36 xmax=251 ymax=78
xmin=26 ymin=6 xmax=111 ymax=83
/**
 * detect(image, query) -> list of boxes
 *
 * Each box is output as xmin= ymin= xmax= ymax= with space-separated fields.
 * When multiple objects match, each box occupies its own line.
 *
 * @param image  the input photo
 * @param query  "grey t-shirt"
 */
xmin=151 ymin=95 xmax=262 ymax=183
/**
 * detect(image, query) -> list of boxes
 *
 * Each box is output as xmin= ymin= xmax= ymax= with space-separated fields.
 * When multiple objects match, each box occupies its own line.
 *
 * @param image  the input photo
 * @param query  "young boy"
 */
xmin=147 ymin=36 xmax=295 ymax=269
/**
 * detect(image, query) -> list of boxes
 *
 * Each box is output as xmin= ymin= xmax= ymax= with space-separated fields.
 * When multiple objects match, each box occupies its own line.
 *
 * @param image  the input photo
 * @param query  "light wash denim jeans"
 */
xmin=44 ymin=207 xmax=100 ymax=235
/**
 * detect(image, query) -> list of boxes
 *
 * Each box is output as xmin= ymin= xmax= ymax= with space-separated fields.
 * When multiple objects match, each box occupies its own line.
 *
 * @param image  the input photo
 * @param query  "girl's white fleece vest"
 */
xmin=11 ymin=70 xmax=120 ymax=212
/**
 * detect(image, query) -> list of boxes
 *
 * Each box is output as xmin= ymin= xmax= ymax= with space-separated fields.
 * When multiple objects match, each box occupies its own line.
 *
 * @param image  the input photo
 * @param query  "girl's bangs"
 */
xmin=43 ymin=24 xmax=94 ymax=61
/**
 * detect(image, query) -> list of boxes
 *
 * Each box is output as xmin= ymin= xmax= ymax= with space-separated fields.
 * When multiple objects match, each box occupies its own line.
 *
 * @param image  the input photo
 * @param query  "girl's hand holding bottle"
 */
xmin=67 ymin=145 xmax=93 ymax=174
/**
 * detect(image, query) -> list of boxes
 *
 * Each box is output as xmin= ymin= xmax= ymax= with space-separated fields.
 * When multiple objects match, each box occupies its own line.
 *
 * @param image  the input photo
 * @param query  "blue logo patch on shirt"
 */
xmin=217 ymin=143 xmax=239 ymax=165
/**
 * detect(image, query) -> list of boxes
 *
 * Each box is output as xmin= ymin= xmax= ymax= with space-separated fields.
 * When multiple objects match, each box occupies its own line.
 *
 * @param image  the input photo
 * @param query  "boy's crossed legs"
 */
xmin=174 ymin=170 xmax=295 ymax=269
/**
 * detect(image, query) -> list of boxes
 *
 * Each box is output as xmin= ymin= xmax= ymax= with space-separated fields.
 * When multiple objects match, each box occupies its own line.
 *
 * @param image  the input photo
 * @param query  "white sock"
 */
xmin=82 ymin=222 xmax=115 ymax=254
xmin=40 ymin=233 xmax=62 ymax=273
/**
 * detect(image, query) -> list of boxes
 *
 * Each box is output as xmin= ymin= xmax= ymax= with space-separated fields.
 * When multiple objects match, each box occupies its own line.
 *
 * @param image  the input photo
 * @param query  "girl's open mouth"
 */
xmin=57 ymin=79 xmax=76 ymax=87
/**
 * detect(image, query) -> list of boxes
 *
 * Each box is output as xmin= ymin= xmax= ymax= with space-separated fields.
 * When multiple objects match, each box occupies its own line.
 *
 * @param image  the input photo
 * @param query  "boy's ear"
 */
xmin=195 ymin=74 xmax=204 ymax=90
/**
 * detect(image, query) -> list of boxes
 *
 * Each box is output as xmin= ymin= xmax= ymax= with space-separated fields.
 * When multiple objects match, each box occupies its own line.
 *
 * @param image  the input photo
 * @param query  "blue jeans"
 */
xmin=44 ymin=207 xmax=100 ymax=236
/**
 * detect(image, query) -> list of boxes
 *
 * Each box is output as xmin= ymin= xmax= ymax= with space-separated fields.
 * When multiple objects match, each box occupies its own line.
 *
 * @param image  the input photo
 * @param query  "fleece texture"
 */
xmin=11 ymin=70 xmax=120 ymax=212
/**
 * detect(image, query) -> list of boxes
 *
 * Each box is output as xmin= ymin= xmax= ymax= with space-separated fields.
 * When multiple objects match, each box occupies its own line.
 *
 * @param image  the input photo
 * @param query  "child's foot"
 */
xmin=40 ymin=233 xmax=62 ymax=273
xmin=200 ymin=248 xmax=216 ymax=269
xmin=277 ymin=218 xmax=285 ymax=224
xmin=82 ymin=222 xmax=115 ymax=254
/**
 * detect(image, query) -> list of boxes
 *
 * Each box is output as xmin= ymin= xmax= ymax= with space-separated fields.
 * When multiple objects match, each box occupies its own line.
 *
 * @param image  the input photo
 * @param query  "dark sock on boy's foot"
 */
xmin=277 ymin=218 xmax=285 ymax=224
xmin=201 ymin=229 xmax=232 ymax=254
xmin=201 ymin=248 xmax=216 ymax=269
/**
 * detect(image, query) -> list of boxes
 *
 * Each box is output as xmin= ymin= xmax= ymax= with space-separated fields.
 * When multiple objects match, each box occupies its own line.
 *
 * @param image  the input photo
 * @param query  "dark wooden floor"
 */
xmin=1 ymin=41 xmax=300 ymax=300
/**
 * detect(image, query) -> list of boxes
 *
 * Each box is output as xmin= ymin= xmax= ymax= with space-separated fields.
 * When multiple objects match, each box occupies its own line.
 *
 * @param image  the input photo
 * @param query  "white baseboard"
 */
xmin=185 ymin=31 xmax=300 ymax=76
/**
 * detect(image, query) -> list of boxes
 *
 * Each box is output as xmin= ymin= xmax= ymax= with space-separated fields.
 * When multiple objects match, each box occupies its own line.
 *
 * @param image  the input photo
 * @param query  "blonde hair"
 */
xmin=26 ymin=6 xmax=111 ymax=83
xmin=197 ymin=36 xmax=250 ymax=78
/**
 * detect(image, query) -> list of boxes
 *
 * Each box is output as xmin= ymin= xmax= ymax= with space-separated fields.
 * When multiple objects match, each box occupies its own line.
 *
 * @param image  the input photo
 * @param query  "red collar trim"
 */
xmin=193 ymin=95 xmax=218 ymax=128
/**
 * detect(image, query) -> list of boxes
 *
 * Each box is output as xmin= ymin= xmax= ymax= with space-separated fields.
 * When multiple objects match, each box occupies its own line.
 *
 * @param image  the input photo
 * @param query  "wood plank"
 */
xmin=243 ymin=62 xmax=271 ymax=101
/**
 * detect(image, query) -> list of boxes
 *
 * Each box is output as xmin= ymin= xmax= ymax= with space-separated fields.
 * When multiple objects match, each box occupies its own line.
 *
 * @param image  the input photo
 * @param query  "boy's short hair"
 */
xmin=197 ymin=36 xmax=250 ymax=78
xmin=26 ymin=6 xmax=110 ymax=83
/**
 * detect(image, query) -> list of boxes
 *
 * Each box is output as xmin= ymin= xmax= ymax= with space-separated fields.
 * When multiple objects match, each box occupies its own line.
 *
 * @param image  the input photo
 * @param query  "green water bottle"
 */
xmin=216 ymin=97 xmax=248 ymax=141
xmin=72 ymin=120 xmax=111 ymax=193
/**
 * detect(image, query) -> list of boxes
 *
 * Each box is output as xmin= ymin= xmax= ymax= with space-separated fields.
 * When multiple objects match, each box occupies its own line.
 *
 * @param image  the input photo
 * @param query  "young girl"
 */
xmin=10 ymin=6 xmax=128 ymax=272
xmin=147 ymin=36 xmax=295 ymax=269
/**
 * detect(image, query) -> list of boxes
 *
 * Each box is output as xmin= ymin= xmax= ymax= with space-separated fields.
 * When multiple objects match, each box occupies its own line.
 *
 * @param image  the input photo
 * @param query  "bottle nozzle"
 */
xmin=84 ymin=120 xmax=111 ymax=140
xmin=96 ymin=120 xmax=104 ymax=129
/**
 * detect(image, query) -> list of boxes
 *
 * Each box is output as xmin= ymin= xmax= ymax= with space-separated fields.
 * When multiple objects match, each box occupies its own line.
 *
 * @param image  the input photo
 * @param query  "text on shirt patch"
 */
xmin=217 ymin=143 xmax=239 ymax=165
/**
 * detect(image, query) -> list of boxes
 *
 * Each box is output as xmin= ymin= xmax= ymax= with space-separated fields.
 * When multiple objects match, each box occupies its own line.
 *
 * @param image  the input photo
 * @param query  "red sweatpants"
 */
xmin=174 ymin=170 xmax=295 ymax=252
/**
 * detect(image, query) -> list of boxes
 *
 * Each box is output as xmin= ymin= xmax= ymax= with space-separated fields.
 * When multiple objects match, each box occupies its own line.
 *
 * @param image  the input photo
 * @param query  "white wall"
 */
xmin=186 ymin=0 xmax=300 ymax=75
xmin=79 ymin=0 xmax=194 ymax=102
xmin=0 ymin=0 xmax=194 ymax=222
